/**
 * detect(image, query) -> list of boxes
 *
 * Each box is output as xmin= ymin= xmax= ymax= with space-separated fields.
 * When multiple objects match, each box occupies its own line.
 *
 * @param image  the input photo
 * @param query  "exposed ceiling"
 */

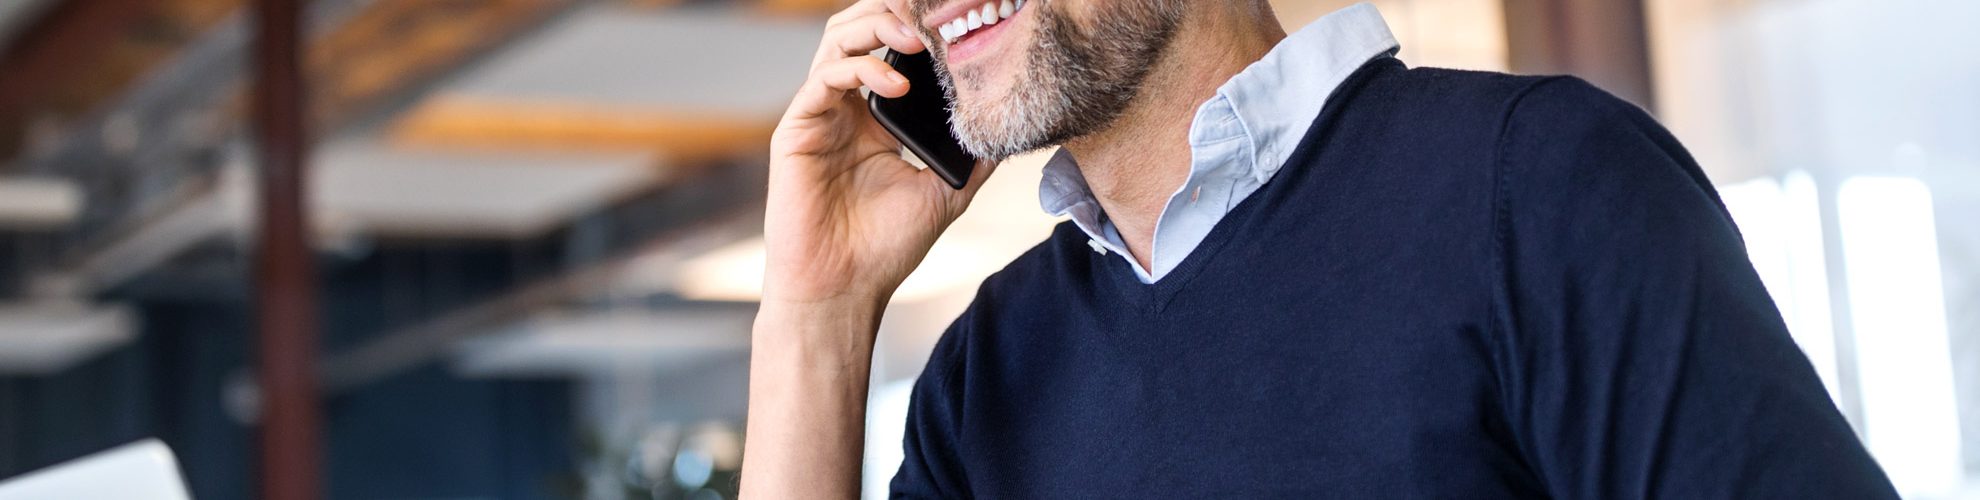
xmin=0 ymin=0 xmax=825 ymax=377
xmin=0 ymin=0 xmax=246 ymax=162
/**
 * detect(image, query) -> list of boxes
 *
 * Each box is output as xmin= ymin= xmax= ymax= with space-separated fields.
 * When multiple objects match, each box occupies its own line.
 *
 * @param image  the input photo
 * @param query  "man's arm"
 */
xmin=741 ymin=0 xmax=996 ymax=498
xmin=1491 ymin=77 xmax=1899 ymax=498
xmin=745 ymin=300 xmax=884 ymax=500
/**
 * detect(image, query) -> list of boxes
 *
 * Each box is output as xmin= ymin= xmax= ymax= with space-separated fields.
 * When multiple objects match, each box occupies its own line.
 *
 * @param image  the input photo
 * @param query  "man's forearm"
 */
xmin=741 ymin=298 xmax=887 ymax=500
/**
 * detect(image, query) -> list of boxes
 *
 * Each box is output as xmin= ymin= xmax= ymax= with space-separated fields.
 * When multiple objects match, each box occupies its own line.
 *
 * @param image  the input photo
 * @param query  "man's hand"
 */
xmin=744 ymin=0 xmax=993 ymax=498
xmin=766 ymin=0 xmax=992 ymax=308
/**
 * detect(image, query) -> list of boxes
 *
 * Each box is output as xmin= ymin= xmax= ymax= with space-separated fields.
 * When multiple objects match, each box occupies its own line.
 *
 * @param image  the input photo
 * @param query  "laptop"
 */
xmin=0 ymin=439 xmax=193 ymax=500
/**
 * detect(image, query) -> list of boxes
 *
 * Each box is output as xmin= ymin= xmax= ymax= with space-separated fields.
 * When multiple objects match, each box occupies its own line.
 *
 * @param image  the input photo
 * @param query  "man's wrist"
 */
xmin=753 ymin=295 xmax=888 ymax=355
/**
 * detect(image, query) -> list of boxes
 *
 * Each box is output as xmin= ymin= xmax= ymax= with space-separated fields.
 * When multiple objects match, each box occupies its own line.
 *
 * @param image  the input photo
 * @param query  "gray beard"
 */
xmin=928 ymin=0 xmax=1186 ymax=161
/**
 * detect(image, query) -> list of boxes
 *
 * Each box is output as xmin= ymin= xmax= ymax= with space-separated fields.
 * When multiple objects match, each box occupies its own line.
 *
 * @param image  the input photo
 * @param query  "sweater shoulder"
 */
xmin=1357 ymin=64 xmax=1564 ymax=125
xmin=1342 ymin=66 xmax=1709 ymax=221
xmin=1388 ymin=65 xmax=1557 ymax=98
xmin=1494 ymin=75 xmax=1717 ymax=212
xmin=1498 ymin=75 xmax=1662 ymax=145
xmin=1297 ymin=61 xmax=1568 ymax=169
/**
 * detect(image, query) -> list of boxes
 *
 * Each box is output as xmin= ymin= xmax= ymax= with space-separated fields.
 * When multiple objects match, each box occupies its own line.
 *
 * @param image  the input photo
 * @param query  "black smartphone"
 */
xmin=868 ymin=50 xmax=976 ymax=190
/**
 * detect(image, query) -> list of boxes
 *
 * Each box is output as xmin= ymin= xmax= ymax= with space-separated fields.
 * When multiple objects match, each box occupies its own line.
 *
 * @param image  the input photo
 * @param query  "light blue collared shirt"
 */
xmin=1038 ymin=3 xmax=1400 ymax=283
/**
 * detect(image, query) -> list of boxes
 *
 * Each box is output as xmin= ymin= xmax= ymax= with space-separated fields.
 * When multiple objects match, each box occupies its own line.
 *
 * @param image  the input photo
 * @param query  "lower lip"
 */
xmin=943 ymin=6 xmax=1030 ymax=65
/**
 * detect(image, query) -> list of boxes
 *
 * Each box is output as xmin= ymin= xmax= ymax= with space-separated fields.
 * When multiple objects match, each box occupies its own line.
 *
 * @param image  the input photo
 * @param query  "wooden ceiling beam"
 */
xmin=389 ymin=95 xmax=775 ymax=164
xmin=306 ymin=0 xmax=573 ymax=129
xmin=754 ymin=0 xmax=853 ymax=16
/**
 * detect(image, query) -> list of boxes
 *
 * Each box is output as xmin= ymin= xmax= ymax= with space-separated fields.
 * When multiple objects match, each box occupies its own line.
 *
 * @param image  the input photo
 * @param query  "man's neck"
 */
xmin=1062 ymin=4 xmax=1285 ymax=273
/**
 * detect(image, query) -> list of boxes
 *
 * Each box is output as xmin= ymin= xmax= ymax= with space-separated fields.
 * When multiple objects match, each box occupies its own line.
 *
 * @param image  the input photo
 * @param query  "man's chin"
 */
xmin=953 ymin=122 xmax=1051 ymax=162
xmin=948 ymin=99 xmax=1018 ymax=160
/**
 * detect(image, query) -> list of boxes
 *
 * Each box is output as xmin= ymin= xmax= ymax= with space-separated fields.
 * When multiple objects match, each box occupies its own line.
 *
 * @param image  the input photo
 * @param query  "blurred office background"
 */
xmin=0 ymin=0 xmax=1971 ymax=498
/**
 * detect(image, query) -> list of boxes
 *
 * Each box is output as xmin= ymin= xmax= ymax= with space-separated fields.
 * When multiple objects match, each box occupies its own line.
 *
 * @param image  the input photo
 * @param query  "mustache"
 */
xmin=906 ymin=0 xmax=934 ymax=26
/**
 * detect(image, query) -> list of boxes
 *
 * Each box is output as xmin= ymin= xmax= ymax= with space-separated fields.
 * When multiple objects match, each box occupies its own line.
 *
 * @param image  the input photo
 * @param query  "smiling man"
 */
xmin=743 ymin=0 xmax=1898 ymax=498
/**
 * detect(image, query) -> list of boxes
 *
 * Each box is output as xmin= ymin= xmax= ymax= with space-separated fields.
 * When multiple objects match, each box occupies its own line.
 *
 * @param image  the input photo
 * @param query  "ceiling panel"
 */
xmin=312 ymin=141 xmax=664 ymax=238
xmin=439 ymin=5 xmax=823 ymax=117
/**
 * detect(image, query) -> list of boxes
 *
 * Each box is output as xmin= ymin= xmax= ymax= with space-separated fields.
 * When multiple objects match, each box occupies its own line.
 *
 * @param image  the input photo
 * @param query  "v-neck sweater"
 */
xmin=888 ymin=57 xmax=1896 ymax=499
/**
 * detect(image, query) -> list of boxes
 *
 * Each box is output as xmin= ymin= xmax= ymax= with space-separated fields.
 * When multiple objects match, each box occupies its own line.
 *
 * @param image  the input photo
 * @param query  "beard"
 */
xmin=921 ymin=0 xmax=1187 ymax=161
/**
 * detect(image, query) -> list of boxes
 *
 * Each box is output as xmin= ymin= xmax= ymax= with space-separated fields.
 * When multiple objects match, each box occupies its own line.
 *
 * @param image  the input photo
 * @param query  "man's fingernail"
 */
xmin=887 ymin=71 xmax=909 ymax=85
xmin=898 ymin=24 xmax=916 ymax=37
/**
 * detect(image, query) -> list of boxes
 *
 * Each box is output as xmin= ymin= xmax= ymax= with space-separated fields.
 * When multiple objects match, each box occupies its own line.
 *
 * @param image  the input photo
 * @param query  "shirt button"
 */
xmin=1088 ymin=239 xmax=1108 ymax=255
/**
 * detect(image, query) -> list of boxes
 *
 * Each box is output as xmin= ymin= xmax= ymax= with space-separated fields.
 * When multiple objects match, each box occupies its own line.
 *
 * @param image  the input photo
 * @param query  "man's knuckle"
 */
xmin=802 ymin=77 xmax=833 ymax=95
xmin=826 ymin=10 xmax=856 ymax=26
xmin=815 ymin=25 xmax=868 ymax=58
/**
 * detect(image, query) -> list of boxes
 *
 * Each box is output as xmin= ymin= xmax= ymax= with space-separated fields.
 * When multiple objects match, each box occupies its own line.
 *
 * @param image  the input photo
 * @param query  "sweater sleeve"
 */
xmin=888 ymin=304 xmax=975 ymax=499
xmin=1491 ymin=78 xmax=1898 ymax=499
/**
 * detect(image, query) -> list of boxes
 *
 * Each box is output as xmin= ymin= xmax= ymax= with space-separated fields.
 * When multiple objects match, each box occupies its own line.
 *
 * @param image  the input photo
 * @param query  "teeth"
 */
xmin=938 ymin=0 xmax=1024 ymax=44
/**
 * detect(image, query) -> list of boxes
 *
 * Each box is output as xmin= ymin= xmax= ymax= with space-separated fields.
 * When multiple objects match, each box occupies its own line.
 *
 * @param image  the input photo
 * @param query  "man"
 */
xmin=743 ymin=0 xmax=1898 ymax=498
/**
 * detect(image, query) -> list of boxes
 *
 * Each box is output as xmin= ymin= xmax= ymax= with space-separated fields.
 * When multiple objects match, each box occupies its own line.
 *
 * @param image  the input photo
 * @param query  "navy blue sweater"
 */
xmin=888 ymin=58 xmax=1897 ymax=498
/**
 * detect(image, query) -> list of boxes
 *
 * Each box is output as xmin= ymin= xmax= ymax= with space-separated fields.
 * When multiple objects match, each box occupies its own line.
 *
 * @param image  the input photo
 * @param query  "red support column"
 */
xmin=251 ymin=0 xmax=322 ymax=498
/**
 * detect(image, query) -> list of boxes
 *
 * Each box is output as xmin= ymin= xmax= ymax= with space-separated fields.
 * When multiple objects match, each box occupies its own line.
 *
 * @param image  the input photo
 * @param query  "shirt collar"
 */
xmin=1038 ymin=148 xmax=1136 ymax=258
xmin=1039 ymin=147 xmax=1094 ymax=217
xmin=1041 ymin=3 xmax=1398 ymax=217
xmin=1208 ymin=2 xmax=1399 ymax=184
xmin=1039 ymin=3 xmax=1399 ymax=273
